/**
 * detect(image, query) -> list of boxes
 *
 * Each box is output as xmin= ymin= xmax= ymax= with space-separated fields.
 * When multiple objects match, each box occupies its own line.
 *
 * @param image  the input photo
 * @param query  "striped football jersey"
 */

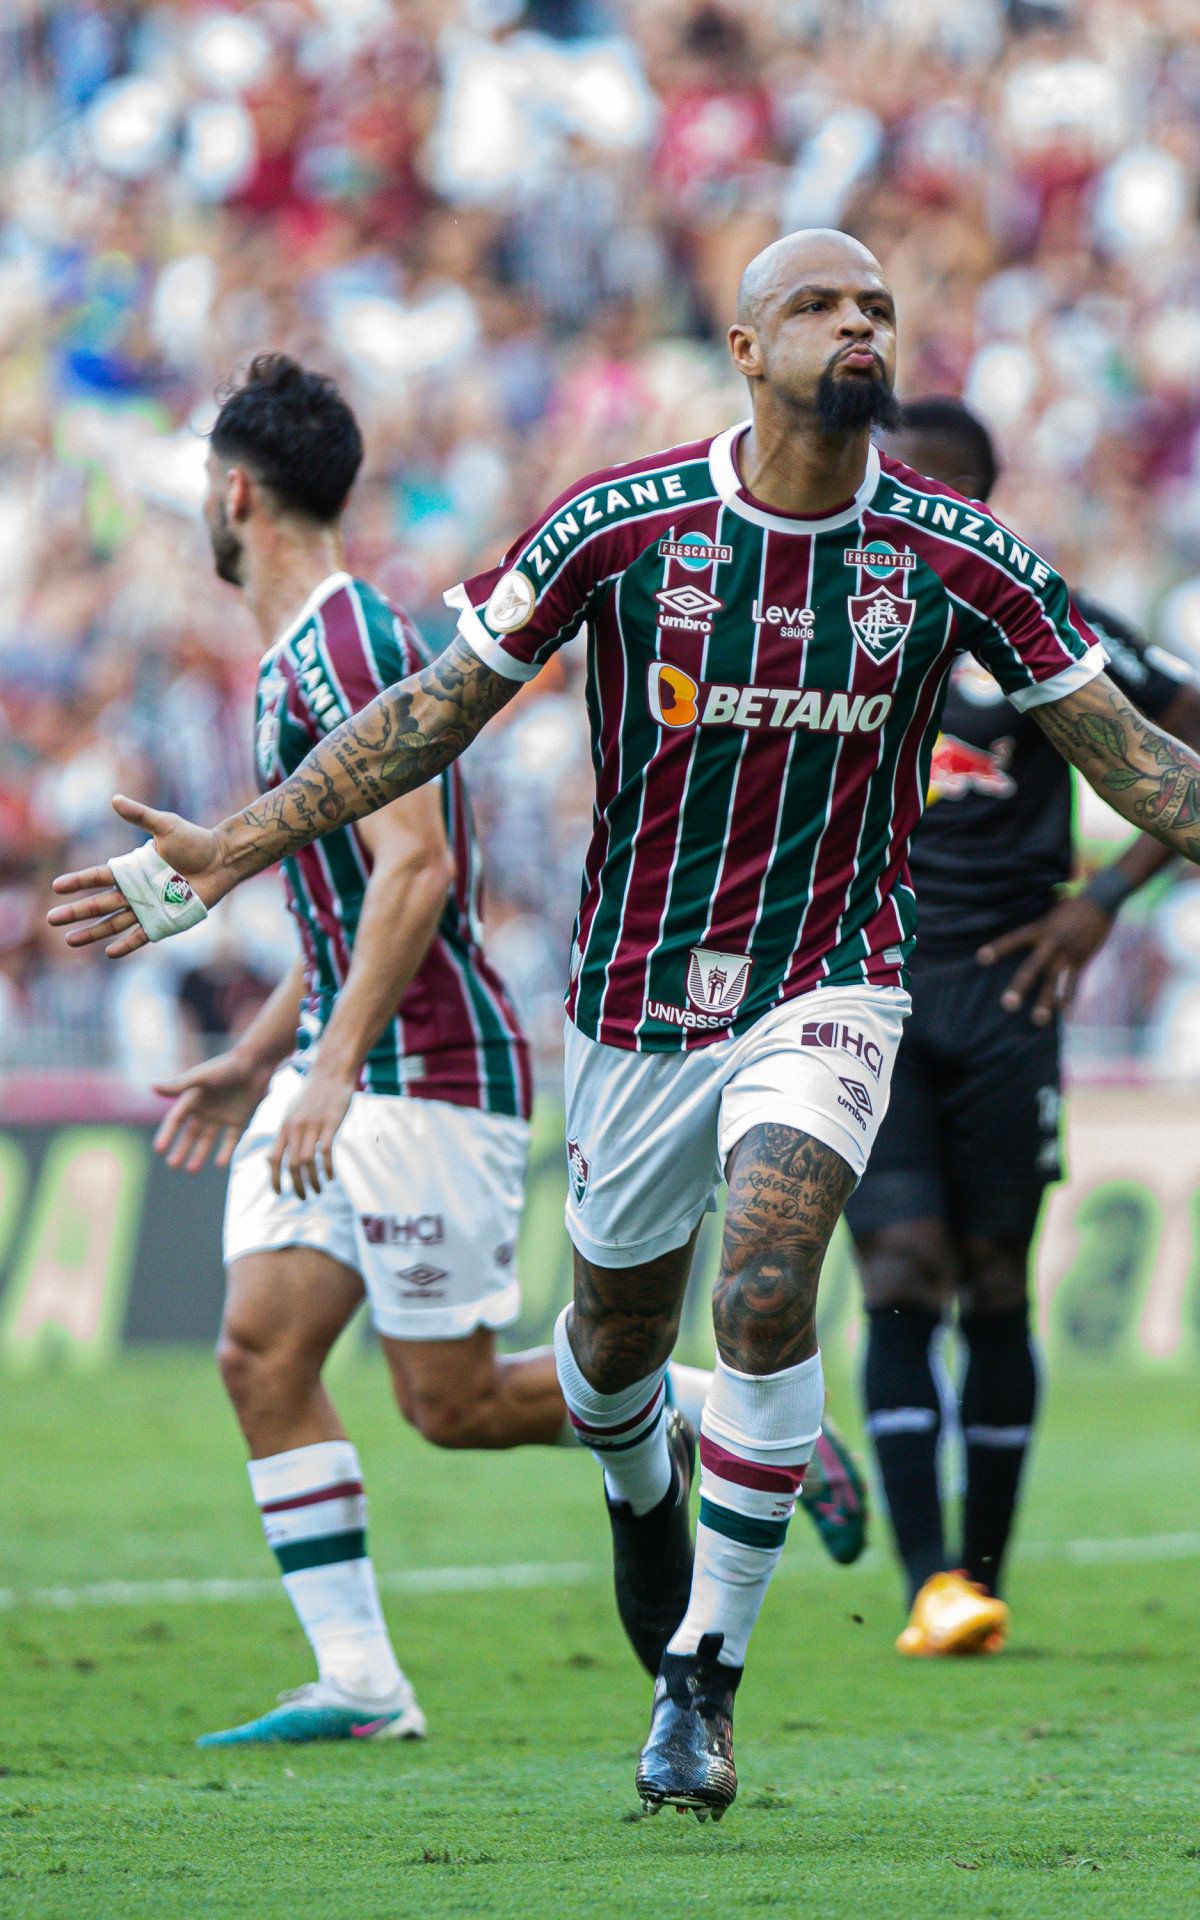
xmin=254 ymin=572 xmax=531 ymax=1116
xmin=446 ymin=425 xmax=1105 ymax=1054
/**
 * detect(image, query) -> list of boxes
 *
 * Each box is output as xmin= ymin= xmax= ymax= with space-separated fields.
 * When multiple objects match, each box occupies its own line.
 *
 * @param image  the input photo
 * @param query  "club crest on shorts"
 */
xmin=567 ymin=1137 xmax=590 ymax=1204
xmin=686 ymin=947 xmax=752 ymax=1015
xmin=847 ymin=587 xmax=915 ymax=663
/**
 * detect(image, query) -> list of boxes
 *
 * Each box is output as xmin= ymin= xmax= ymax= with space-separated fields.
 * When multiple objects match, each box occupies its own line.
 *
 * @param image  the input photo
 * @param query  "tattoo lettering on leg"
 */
xmin=569 ymin=1235 xmax=698 ymax=1394
xmin=714 ymin=1125 xmax=855 ymax=1375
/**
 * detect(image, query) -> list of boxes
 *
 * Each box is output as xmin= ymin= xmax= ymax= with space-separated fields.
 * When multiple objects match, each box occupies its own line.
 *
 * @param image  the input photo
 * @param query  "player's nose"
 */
xmin=835 ymin=299 xmax=874 ymax=337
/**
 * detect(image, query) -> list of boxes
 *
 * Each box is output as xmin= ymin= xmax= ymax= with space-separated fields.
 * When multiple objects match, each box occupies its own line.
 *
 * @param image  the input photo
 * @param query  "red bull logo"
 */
xmin=928 ymin=733 xmax=1016 ymax=802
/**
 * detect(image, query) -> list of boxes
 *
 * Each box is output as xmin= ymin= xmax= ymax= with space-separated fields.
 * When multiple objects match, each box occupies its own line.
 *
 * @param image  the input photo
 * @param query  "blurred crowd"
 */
xmin=2 ymin=0 xmax=1200 ymax=1083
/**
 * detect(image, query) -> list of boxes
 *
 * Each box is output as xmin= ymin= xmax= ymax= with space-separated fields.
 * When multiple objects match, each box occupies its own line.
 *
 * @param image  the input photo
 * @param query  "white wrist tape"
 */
xmin=108 ymin=843 xmax=209 ymax=942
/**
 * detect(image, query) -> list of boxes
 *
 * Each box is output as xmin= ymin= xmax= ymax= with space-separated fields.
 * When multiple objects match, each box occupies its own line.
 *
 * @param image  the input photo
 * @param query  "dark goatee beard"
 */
xmin=814 ymin=364 xmax=900 ymax=435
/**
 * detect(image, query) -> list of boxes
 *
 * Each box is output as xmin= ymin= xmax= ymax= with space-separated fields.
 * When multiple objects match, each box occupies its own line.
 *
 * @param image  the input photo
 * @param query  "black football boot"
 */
xmin=606 ymin=1404 xmax=695 ymax=1677
xmin=635 ymin=1630 xmax=742 ymax=1822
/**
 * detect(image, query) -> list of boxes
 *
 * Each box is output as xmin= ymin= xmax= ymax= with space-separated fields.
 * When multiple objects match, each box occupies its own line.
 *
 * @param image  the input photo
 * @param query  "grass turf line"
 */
xmin=1 ymin=1354 xmax=1199 ymax=1918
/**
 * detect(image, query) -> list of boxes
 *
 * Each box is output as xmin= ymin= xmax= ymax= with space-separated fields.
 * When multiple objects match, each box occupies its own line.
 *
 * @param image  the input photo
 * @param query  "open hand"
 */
xmin=269 ymin=1070 xmax=355 ymax=1200
xmin=977 ymin=894 xmax=1114 ymax=1025
xmin=153 ymin=1052 xmax=272 ymax=1173
xmin=47 ymin=796 xmax=227 ymax=957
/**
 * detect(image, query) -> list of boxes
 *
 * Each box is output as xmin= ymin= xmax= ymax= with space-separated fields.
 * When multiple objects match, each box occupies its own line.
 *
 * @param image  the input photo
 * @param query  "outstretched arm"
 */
xmin=48 ymin=634 xmax=515 ymax=955
xmin=980 ymin=679 xmax=1200 ymax=1023
xmin=1033 ymin=670 xmax=1200 ymax=858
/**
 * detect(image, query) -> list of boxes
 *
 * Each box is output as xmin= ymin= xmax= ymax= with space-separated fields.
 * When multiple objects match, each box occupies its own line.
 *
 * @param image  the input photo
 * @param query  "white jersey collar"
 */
xmin=262 ymin=570 xmax=354 ymax=663
xmin=708 ymin=423 xmax=881 ymax=535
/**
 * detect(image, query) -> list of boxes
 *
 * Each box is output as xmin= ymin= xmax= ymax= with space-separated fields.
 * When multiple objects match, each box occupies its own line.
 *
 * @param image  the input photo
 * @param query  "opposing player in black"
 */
xmin=845 ymin=396 xmax=1200 ymax=1653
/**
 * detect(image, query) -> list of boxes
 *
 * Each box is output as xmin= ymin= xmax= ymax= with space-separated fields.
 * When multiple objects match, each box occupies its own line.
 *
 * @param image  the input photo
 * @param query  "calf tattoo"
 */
xmin=714 ymin=1124 xmax=855 ymax=1374
xmin=227 ymin=636 xmax=515 ymax=876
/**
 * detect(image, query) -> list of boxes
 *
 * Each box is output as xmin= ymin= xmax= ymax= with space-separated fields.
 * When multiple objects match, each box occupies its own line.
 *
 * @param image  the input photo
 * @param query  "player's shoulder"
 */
xmin=348 ymin=577 xmax=432 ymax=673
xmin=533 ymin=433 xmax=721 ymax=526
xmin=873 ymin=453 xmax=1060 ymax=592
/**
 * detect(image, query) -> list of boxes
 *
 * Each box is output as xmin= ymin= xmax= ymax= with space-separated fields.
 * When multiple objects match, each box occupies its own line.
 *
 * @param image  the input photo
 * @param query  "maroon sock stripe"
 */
xmin=259 ymin=1479 xmax=365 ymax=1516
xmin=568 ymin=1384 xmax=664 ymax=1441
xmin=699 ymin=1435 xmax=807 ymax=1494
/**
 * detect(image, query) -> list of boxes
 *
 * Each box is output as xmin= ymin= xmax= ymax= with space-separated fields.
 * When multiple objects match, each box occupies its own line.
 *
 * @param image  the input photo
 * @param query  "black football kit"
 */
xmin=845 ymin=597 xmax=1191 ymax=1245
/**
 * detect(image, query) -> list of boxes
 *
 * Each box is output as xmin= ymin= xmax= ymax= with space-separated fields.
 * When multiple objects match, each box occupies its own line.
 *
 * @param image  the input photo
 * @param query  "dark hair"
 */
xmin=897 ymin=395 xmax=998 ymax=501
xmin=210 ymin=354 xmax=363 ymax=522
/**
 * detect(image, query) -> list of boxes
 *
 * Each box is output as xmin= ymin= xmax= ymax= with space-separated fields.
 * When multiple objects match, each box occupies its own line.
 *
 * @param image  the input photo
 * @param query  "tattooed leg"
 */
xmin=713 ymin=1124 xmax=856 ymax=1375
xmin=663 ymin=1124 xmax=848 ymax=1672
xmin=553 ymin=1233 xmax=700 ymax=1532
xmin=566 ymin=1230 xmax=700 ymax=1394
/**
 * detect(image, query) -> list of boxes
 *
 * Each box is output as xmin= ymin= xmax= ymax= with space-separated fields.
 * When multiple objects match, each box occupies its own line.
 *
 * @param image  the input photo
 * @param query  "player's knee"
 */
xmin=857 ymin=1221 xmax=954 ymax=1313
xmin=404 ymin=1386 xmax=493 ymax=1450
xmin=216 ymin=1324 xmax=310 ymax=1418
xmin=958 ymin=1238 xmax=1029 ymax=1316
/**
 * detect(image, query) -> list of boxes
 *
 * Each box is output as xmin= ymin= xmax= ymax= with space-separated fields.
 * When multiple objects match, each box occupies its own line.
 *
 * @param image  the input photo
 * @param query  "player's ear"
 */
xmin=227 ymin=464 xmax=254 ymax=521
xmin=728 ymin=323 xmax=763 ymax=380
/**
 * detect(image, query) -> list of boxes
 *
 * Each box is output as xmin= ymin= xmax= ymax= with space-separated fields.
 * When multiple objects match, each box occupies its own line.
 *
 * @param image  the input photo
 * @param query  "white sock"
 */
xmin=248 ymin=1441 xmax=404 ymax=1701
xmin=667 ymin=1361 xmax=712 ymax=1434
xmin=553 ymin=1306 xmax=672 ymax=1516
xmin=668 ymin=1352 xmax=824 ymax=1668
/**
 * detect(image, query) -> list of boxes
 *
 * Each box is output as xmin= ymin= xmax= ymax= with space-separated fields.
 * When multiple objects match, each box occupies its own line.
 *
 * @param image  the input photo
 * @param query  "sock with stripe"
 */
xmin=959 ymin=1305 xmax=1038 ymax=1596
xmin=667 ymin=1352 xmax=824 ymax=1669
xmin=248 ymin=1440 xmax=404 ymax=1701
xmin=553 ymin=1308 xmax=671 ymax=1515
xmin=863 ymin=1305 xmax=946 ymax=1604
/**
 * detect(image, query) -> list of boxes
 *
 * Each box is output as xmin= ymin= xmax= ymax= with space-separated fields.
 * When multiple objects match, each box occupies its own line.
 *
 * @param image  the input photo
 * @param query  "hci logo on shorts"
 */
xmin=567 ymin=1138 xmax=590 ymax=1205
xmin=687 ymin=948 xmax=752 ymax=1016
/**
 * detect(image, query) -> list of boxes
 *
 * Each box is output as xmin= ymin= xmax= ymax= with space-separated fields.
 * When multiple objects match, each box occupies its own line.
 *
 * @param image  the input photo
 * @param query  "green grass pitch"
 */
xmin=2 ymin=1351 xmax=1200 ymax=1919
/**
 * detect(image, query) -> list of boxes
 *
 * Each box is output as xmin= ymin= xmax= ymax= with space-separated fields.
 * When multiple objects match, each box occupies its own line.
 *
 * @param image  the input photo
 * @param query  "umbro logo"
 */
xmin=839 ymin=1077 xmax=873 ymax=1114
xmin=396 ymin=1264 xmax=448 ymax=1289
xmin=837 ymin=1076 xmax=874 ymax=1131
xmin=655 ymin=584 xmax=723 ymax=633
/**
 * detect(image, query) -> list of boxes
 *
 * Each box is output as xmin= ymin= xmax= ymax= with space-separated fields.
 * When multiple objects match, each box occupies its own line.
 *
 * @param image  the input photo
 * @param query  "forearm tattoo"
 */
xmin=713 ymin=1124 xmax=856 ymax=1374
xmin=224 ymin=635 xmax=515 ymax=877
xmin=1034 ymin=673 xmax=1200 ymax=859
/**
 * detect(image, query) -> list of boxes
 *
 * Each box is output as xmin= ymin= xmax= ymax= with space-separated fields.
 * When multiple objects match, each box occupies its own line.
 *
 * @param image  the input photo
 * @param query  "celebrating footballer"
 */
xmin=50 ymin=228 xmax=1200 ymax=1820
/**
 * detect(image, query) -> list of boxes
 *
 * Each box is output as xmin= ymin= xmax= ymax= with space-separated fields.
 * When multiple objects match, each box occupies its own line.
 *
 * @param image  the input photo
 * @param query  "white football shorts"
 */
xmin=223 ymin=1063 xmax=530 ymax=1340
xmin=563 ymin=984 xmax=909 ymax=1269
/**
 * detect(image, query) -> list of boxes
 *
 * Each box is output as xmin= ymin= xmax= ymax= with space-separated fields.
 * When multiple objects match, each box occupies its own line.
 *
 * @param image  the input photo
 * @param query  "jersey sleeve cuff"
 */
xmin=1006 ymin=642 xmax=1107 ymax=713
xmin=443 ymin=585 xmax=542 ymax=683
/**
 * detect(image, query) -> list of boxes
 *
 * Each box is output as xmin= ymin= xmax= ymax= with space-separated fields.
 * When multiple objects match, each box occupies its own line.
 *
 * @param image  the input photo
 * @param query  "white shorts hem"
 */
xmin=565 ymin=1210 xmax=703 ymax=1271
xmin=370 ymin=1279 xmax=522 ymax=1343
xmin=223 ymin=1232 xmax=359 ymax=1270
xmin=719 ymin=1102 xmax=870 ymax=1181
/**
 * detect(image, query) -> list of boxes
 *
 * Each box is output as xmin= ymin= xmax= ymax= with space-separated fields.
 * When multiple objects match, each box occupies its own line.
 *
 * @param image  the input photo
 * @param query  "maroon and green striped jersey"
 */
xmin=255 ymin=573 xmax=531 ymax=1116
xmin=447 ymin=426 xmax=1105 ymax=1054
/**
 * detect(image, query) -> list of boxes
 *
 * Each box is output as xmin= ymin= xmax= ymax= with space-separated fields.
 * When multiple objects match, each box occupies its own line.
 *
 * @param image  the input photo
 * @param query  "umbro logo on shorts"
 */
xmin=396 ymin=1263 xmax=448 ymax=1295
xmin=837 ymin=1076 xmax=874 ymax=1130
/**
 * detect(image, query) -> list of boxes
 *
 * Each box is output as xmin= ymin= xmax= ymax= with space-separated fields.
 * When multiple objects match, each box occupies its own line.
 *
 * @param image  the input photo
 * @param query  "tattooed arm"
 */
xmin=1032 ymin=670 xmax=1200 ymax=862
xmin=47 ymin=635 xmax=517 ymax=956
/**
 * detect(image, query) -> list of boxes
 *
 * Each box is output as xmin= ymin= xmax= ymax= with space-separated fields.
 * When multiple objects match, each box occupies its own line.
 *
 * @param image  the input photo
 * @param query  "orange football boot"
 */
xmin=895 ymin=1570 xmax=1009 ymax=1656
